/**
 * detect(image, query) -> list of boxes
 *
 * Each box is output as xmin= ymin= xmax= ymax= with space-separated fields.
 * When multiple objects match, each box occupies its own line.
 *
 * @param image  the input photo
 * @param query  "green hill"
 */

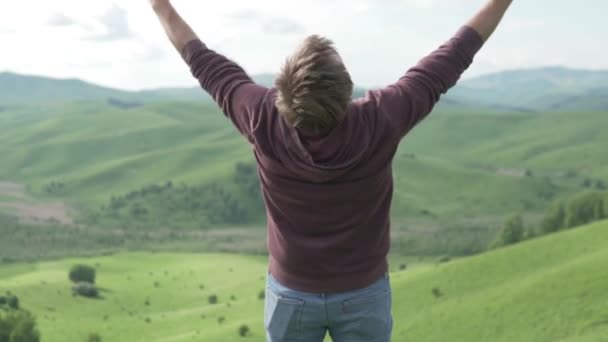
xmin=1 ymin=99 xmax=606 ymax=242
xmin=2 ymin=101 xmax=601 ymax=222
xmin=1 ymin=220 xmax=606 ymax=341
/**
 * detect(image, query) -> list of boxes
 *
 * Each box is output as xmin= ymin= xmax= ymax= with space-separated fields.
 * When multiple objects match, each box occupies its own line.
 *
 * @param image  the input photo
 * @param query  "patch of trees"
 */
xmin=69 ymin=265 xmax=99 ymax=299
xmin=581 ymin=178 xmax=607 ymax=190
xmin=541 ymin=191 xmax=608 ymax=234
xmin=0 ymin=294 xmax=40 ymax=342
xmin=490 ymin=191 xmax=608 ymax=250
xmin=44 ymin=181 xmax=68 ymax=195
xmin=107 ymin=98 xmax=143 ymax=110
xmin=87 ymin=162 xmax=264 ymax=228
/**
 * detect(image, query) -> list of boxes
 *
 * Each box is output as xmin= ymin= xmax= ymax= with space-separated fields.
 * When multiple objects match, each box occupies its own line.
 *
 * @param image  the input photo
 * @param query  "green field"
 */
xmin=1 ymin=220 xmax=606 ymax=341
xmin=1 ymin=101 xmax=605 ymax=218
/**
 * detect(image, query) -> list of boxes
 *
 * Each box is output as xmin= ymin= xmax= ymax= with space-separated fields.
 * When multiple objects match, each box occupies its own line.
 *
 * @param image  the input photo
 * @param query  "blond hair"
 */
xmin=275 ymin=35 xmax=354 ymax=134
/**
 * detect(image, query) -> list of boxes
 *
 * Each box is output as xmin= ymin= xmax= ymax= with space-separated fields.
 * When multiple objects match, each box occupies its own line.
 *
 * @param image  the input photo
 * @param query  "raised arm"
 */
xmin=150 ymin=0 xmax=268 ymax=142
xmin=373 ymin=0 xmax=513 ymax=139
xmin=467 ymin=0 xmax=514 ymax=42
xmin=150 ymin=0 xmax=198 ymax=53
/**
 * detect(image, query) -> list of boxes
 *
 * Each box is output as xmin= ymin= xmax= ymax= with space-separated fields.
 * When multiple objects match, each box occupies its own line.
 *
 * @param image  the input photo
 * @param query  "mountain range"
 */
xmin=1 ymin=67 xmax=607 ymax=112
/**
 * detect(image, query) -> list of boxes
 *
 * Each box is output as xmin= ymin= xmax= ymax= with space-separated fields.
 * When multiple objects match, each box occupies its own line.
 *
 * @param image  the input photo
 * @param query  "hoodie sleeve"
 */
xmin=371 ymin=26 xmax=484 ymax=139
xmin=181 ymin=39 xmax=268 ymax=143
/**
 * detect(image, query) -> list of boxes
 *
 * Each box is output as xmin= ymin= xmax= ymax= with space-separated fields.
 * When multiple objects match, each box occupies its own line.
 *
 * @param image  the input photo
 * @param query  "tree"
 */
xmin=541 ymin=201 xmax=566 ymax=234
xmin=9 ymin=314 xmax=39 ymax=342
xmin=490 ymin=214 xmax=525 ymax=249
xmin=0 ymin=311 xmax=39 ymax=342
xmin=69 ymin=265 xmax=96 ymax=284
xmin=564 ymin=191 xmax=606 ymax=228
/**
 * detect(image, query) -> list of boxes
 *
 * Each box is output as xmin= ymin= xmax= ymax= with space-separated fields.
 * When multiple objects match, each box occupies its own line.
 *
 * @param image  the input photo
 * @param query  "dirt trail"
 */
xmin=0 ymin=181 xmax=26 ymax=198
xmin=0 ymin=181 xmax=73 ymax=225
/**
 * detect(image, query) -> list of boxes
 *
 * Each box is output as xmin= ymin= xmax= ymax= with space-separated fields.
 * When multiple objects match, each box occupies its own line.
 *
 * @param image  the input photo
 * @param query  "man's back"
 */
xmin=180 ymin=26 xmax=483 ymax=293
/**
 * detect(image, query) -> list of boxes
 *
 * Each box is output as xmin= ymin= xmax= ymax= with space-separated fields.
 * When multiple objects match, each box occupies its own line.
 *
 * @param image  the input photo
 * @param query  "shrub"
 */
xmin=399 ymin=264 xmax=407 ymax=271
xmin=69 ymin=265 xmax=96 ymax=284
xmin=218 ymin=316 xmax=225 ymax=324
xmin=7 ymin=295 xmax=19 ymax=310
xmin=86 ymin=333 xmax=102 ymax=342
xmin=432 ymin=288 xmax=443 ymax=298
xmin=208 ymin=295 xmax=218 ymax=305
xmin=72 ymin=282 xmax=99 ymax=298
xmin=238 ymin=324 xmax=250 ymax=337
xmin=258 ymin=290 xmax=265 ymax=300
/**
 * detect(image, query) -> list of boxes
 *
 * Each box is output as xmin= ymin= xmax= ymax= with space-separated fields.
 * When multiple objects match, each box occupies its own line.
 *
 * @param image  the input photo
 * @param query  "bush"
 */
xmin=432 ymin=288 xmax=443 ymax=298
xmin=0 ymin=310 xmax=40 ymax=342
xmin=490 ymin=214 xmax=525 ymax=249
xmin=238 ymin=324 xmax=250 ymax=337
xmin=258 ymin=290 xmax=265 ymax=300
xmin=72 ymin=282 xmax=99 ymax=298
xmin=218 ymin=316 xmax=225 ymax=324
xmin=1 ymin=295 xmax=19 ymax=310
xmin=86 ymin=333 xmax=102 ymax=342
xmin=399 ymin=264 xmax=407 ymax=271
xmin=208 ymin=295 xmax=218 ymax=305
xmin=69 ymin=265 xmax=96 ymax=284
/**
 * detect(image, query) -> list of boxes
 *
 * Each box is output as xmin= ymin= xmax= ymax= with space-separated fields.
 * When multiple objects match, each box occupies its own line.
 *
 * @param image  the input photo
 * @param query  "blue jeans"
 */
xmin=265 ymin=273 xmax=392 ymax=342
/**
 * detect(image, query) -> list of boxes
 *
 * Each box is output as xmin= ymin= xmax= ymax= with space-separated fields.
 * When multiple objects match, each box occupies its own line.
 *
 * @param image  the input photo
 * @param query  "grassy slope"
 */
xmin=1 ymin=221 xmax=606 ymax=341
xmin=390 ymin=220 xmax=608 ymax=342
xmin=2 ymin=102 xmax=604 ymax=220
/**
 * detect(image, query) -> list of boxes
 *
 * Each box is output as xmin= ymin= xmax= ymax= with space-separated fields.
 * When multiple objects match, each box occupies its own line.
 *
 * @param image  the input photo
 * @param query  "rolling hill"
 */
xmin=1 ymin=220 xmax=606 ymax=341
xmin=448 ymin=66 xmax=608 ymax=111
xmin=1 ymin=100 xmax=603 ymax=222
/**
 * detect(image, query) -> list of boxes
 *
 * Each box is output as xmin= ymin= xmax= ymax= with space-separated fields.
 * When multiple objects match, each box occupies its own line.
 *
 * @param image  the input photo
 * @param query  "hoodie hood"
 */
xmin=258 ymin=104 xmax=371 ymax=184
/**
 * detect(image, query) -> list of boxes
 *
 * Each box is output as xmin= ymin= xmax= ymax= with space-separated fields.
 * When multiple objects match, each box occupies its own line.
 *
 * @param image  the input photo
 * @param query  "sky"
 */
xmin=0 ymin=0 xmax=606 ymax=91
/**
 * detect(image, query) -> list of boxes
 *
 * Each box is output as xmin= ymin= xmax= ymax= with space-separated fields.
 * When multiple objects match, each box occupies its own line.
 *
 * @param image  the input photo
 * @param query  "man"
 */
xmin=150 ymin=0 xmax=513 ymax=341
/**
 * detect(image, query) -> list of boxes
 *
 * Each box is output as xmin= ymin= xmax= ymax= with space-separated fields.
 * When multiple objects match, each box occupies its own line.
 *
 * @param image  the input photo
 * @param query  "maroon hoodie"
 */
xmin=182 ymin=26 xmax=484 ymax=293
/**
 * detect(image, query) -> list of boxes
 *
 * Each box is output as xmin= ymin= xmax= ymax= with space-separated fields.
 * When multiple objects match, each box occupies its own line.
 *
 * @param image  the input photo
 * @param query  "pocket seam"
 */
xmin=343 ymin=289 xmax=389 ymax=308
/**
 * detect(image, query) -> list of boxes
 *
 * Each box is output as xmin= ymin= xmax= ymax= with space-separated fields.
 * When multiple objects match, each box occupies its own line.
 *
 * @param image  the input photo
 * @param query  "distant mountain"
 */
xmin=2 ymin=67 xmax=607 ymax=112
xmin=0 ymin=72 xmax=134 ymax=105
xmin=448 ymin=67 xmax=608 ymax=112
xmin=0 ymin=72 xmax=368 ymax=106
